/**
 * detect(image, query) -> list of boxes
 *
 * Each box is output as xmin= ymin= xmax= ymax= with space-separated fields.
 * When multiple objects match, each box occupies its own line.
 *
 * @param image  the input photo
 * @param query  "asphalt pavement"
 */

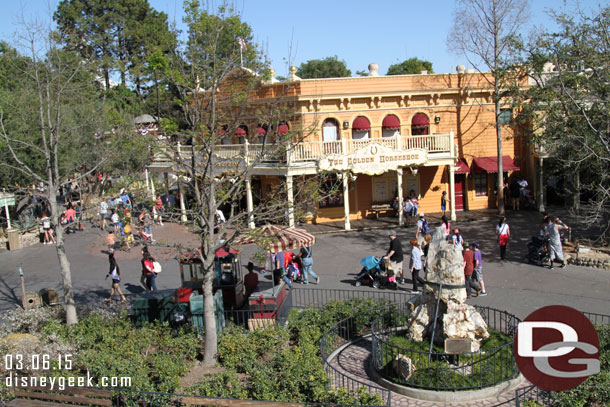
xmin=0 ymin=209 xmax=608 ymax=320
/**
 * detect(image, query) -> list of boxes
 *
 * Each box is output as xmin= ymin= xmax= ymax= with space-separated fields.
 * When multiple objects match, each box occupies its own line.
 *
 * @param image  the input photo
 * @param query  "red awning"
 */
xmin=473 ymin=156 xmax=520 ymax=173
xmin=254 ymin=126 xmax=267 ymax=135
xmin=277 ymin=123 xmax=289 ymax=135
xmin=352 ymin=116 xmax=370 ymax=131
xmin=382 ymin=115 xmax=400 ymax=130
xmin=235 ymin=127 xmax=247 ymax=136
xmin=454 ymin=158 xmax=470 ymax=174
xmin=412 ymin=113 xmax=429 ymax=126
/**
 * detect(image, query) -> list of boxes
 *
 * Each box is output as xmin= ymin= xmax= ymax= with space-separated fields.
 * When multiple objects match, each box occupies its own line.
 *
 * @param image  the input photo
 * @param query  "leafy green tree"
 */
xmin=449 ymin=0 xmax=530 ymax=217
xmin=54 ymin=0 xmax=176 ymax=91
xmin=519 ymin=6 xmax=610 ymax=239
xmin=387 ymin=58 xmax=433 ymax=75
xmin=296 ymin=56 xmax=351 ymax=79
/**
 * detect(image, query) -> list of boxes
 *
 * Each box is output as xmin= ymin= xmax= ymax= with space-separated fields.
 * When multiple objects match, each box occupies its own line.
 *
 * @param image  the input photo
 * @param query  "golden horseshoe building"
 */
xmin=155 ymin=64 xmax=534 ymax=230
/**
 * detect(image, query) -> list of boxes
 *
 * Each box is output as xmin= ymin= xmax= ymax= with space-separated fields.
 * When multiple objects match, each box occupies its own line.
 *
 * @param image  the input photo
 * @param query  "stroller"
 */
xmin=355 ymin=256 xmax=396 ymax=289
xmin=525 ymin=236 xmax=549 ymax=266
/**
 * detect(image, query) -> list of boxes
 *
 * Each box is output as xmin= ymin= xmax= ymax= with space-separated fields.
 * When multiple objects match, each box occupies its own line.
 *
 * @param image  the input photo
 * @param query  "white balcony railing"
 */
xmin=152 ymin=133 xmax=454 ymax=167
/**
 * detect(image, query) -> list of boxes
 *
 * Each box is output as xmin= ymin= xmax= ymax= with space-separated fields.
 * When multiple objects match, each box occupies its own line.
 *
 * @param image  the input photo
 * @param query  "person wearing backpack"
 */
xmin=140 ymin=246 xmax=158 ymax=291
xmin=298 ymin=245 xmax=319 ymax=285
xmin=416 ymin=213 xmax=430 ymax=241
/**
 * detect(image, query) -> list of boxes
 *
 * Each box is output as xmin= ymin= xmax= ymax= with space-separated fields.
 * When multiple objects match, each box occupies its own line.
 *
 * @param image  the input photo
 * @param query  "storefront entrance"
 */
xmin=455 ymin=175 xmax=466 ymax=210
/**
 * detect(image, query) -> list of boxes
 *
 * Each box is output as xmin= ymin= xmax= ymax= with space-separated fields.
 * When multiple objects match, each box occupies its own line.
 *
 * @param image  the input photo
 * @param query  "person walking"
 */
xmin=384 ymin=231 xmax=404 ymax=284
xmin=441 ymin=215 xmax=451 ymax=238
xmin=140 ymin=247 xmax=157 ymax=291
xmin=463 ymin=242 xmax=480 ymax=298
xmin=472 ymin=243 xmax=487 ymax=296
xmin=105 ymin=249 xmax=126 ymax=303
xmin=408 ymin=239 xmax=424 ymax=294
xmin=416 ymin=213 xmax=430 ymax=242
xmin=98 ymin=200 xmax=108 ymax=230
xmin=41 ymin=213 xmax=55 ymax=245
xmin=298 ymin=245 xmax=319 ymax=284
xmin=496 ymin=217 xmax=510 ymax=261
xmin=547 ymin=216 xmax=569 ymax=269
xmin=441 ymin=191 xmax=450 ymax=217
xmin=452 ymin=228 xmax=463 ymax=251
xmin=111 ymin=210 xmax=120 ymax=234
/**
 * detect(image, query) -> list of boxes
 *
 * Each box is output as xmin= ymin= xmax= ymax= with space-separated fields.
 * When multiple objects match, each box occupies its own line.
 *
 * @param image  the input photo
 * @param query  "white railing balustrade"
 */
xmin=151 ymin=133 xmax=454 ymax=166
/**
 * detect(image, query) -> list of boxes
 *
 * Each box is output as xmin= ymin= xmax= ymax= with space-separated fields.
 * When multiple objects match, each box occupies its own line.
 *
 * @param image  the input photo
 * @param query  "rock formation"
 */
xmin=406 ymin=226 xmax=489 ymax=351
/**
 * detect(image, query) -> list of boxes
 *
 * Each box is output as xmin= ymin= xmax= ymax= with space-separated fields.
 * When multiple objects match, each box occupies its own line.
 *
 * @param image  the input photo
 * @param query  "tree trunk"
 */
xmin=49 ymin=193 xmax=78 ymax=325
xmin=202 ymin=268 xmax=217 ymax=366
xmin=572 ymin=170 xmax=580 ymax=211
xmin=495 ymin=95 xmax=505 ymax=216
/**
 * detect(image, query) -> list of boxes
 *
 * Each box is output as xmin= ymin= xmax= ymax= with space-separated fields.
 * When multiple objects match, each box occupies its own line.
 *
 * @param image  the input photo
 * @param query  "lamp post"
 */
xmin=19 ymin=264 xmax=26 ymax=309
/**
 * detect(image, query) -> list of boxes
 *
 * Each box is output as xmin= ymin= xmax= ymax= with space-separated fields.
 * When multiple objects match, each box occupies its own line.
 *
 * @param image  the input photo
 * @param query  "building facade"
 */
xmin=152 ymin=65 xmax=533 ymax=230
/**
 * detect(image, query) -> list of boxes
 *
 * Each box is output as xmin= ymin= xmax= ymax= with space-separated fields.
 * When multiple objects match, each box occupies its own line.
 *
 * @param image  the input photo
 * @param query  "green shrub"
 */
xmin=43 ymin=312 xmax=199 ymax=393
xmin=188 ymin=371 xmax=248 ymax=399
xmin=383 ymin=329 xmax=515 ymax=389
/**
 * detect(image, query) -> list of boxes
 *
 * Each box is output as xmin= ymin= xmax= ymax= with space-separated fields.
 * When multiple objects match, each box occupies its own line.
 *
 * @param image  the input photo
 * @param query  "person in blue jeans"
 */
xmin=273 ymin=251 xmax=292 ymax=289
xmin=298 ymin=246 xmax=319 ymax=284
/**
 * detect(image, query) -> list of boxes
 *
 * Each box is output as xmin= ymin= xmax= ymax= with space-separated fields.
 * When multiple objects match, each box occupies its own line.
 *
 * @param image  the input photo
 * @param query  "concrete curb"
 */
xmin=325 ymin=334 xmax=525 ymax=405
xmin=368 ymin=363 xmax=524 ymax=403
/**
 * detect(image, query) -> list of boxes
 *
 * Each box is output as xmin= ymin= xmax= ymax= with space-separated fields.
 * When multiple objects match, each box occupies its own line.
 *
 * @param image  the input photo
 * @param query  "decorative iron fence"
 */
xmin=289 ymin=287 xmax=410 ymax=310
xmin=371 ymin=304 xmax=520 ymax=391
xmin=320 ymin=314 xmax=392 ymax=407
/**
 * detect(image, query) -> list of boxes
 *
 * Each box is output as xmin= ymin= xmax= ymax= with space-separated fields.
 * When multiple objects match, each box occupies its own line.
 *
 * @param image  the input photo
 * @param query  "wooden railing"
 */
xmin=151 ymin=133 xmax=454 ymax=167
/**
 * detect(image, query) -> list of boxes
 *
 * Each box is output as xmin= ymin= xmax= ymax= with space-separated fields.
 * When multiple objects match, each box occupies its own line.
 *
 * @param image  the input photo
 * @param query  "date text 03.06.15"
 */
xmin=3 ymin=354 xmax=72 ymax=371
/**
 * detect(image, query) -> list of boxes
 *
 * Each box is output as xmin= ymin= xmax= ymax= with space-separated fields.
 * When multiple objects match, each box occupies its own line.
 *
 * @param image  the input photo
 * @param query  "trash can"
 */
xmin=190 ymin=291 xmax=224 ymax=336
xmin=7 ymin=229 xmax=21 ymax=251
xmin=131 ymin=289 xmax=176 ymax=326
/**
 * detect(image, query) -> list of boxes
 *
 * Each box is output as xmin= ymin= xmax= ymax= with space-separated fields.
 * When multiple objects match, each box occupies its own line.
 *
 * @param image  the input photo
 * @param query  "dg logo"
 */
xmin=514 ymin=305 xmax=600 ymax=391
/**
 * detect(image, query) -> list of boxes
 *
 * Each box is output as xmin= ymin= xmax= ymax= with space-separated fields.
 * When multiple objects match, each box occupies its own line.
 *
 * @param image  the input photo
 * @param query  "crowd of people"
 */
xmin=381 ymin=206 xmax=573 ymax=299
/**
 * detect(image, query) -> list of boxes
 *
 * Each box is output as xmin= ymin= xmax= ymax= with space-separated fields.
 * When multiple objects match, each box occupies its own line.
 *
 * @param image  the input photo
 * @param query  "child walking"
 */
xmin=472 ymin=243 xmax=487 ymax=296
xmin=105 ymin=249 xmax=126 ymax=303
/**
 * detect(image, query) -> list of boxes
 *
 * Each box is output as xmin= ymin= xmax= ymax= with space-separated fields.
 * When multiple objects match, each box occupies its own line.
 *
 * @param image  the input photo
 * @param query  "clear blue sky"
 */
xmin=0 ymin=0 xmax=600 ymax=76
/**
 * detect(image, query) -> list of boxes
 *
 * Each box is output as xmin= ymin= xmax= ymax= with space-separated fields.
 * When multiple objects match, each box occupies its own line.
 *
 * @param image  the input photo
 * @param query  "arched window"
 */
xmin=411 ymin=113 xmax=429 ymax=136
xmin=382 ymin=114 xmax=400 ymax=138
xmin=254 ymin=124 xmax=267 ymax=144
xmin=235 ymin=124 xmax=248 ymax=144
xmin=322 ymin=118 xmax=339 ymax=142
xmin=277 ymin=121 xmax=289 ymax=136
xmin=219 ymin=125 xmax=231 ymax=144
xmin=352 ymin=116 xmax=370 ymax=139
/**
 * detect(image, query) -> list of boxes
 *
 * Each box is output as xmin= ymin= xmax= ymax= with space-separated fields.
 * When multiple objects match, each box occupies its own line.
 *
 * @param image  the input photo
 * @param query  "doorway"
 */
xmin=455 ymin=175 xmax=466 ymax=210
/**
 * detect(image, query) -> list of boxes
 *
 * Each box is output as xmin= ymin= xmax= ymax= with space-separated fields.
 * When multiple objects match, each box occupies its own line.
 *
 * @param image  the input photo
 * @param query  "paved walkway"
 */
xmin=328 ymin=337 xmax=530 ymax=407
xmin=302 ymin=209 xmax=498 ymax=235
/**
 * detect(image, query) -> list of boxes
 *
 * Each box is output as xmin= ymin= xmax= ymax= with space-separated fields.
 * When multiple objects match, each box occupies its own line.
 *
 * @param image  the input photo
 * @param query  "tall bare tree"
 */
xmin=165 ymin=1 xmax=324 ymax=366
xmin=0 ymin=21 xmax=111 ymax=325
xmin=449 ymin=0 xmax=530 ymax=215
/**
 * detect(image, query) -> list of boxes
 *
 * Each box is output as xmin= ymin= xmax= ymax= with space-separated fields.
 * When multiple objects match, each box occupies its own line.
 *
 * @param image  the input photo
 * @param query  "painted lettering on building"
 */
xmin=318 ymin=143 xmax=428 ymax=176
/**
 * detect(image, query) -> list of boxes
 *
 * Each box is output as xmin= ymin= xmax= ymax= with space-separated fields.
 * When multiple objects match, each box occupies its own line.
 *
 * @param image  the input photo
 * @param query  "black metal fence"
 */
xmin=289 ymin=287 xmax=410 ymax=310
xmin=371 ymin=304 xmax=520 ymax=391
xmin=320 ymin=315 xmax=392 ymax=407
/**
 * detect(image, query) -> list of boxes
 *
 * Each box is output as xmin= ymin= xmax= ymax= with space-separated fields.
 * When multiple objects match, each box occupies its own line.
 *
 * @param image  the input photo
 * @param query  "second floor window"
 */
xmin=411 ymin=113 xmax=429 ymax=136
xmin=322 ymin=118 xmax=339 ymax=142
xmin=352 ymin=116 xmax=370 ymax=140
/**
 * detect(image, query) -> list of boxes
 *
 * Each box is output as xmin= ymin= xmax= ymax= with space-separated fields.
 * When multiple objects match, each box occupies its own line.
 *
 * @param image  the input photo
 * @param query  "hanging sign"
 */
xmin=318 ymin=143 xmax=427 ymax=175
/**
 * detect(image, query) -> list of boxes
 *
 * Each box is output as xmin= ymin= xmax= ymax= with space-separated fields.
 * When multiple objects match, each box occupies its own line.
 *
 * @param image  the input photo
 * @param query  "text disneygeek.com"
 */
xmin=5 ymin=372 xmax=132 ymax=390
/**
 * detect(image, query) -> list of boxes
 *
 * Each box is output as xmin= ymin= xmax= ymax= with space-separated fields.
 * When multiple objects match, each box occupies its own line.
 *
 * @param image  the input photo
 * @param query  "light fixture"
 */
xmin=350 ymin=174 xmax=358 ymax=182
xmin=409 ymin=167 xmax=418 ymax=176
xmin=343 ymin=120 xmax=349 ymax=129
xmin=434 ymin=115 xmax=441 ymax=124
